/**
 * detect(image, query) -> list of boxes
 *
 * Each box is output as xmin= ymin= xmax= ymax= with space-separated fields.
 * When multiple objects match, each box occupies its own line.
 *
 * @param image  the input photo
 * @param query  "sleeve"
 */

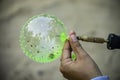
xmin=91 ymin=76 xmax=109 ymax=80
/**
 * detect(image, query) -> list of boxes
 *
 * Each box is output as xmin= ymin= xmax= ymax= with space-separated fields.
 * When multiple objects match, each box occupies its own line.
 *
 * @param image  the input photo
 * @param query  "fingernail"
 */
xmin=69 ymin=30 xmax=75 ymax=36
xmin=70 ymin=34 xmax=77 ymax=42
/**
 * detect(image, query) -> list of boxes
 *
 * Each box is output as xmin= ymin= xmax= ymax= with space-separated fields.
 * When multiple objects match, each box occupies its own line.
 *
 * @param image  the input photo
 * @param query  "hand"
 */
xmin=60 ymin=31 xmax=102 ymax=80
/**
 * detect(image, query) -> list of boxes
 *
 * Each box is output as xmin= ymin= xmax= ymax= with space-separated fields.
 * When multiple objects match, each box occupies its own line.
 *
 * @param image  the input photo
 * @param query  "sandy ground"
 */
xmin=0 ymin=0 xmax=120 ymax=80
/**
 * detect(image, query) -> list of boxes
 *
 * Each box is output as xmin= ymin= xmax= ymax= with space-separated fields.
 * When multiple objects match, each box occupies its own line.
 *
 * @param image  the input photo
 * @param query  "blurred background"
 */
xmin=0 ymin=0 xmax=120 ymax=80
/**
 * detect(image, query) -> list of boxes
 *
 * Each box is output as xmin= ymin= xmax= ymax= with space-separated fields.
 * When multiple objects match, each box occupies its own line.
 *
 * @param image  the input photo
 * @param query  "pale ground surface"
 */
xmin=0 ymin=0 xmax=120 ymax=80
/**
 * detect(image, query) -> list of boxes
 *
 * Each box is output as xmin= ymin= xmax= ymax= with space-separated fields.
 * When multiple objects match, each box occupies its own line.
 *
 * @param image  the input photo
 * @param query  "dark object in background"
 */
xmin=107 ymin=34 xmax=120 ymax=50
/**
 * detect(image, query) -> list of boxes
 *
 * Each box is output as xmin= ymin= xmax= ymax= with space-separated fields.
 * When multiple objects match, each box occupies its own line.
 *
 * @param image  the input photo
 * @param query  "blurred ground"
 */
xmin=0 ymin=0 xmax=120 ymax=80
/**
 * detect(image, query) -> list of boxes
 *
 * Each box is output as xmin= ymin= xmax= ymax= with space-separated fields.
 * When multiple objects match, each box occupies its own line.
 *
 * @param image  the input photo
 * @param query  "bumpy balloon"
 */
xmin=19 ymin=14 xmax=67 ymax=63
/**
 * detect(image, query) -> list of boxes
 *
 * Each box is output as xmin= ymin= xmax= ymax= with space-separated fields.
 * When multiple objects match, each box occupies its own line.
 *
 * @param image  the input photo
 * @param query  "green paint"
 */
xmin=60 ymin=32 xmax=67 ymax=42
xmin=49 ymin=53 xmax=54 ymax=59
xmin=19 ymin=14 xmax=67 ymax=63
xmin=72 ymin=53 xmax=76 ymax=61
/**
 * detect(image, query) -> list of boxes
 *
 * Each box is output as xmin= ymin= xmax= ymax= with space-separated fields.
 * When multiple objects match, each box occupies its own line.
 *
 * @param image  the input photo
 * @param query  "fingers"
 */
xmin=69 ymin=31 xmax=88 ymax=58
xmin=61 ymin=39 xmax=72 ymax=61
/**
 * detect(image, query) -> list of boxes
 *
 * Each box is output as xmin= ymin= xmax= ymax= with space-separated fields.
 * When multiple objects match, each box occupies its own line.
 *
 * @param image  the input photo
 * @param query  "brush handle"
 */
xmin=77 ymin=36 xmax=107 ymax=44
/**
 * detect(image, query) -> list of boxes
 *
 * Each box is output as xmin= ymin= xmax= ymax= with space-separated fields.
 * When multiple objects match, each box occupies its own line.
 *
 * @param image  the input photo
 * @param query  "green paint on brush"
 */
xmin=60 ymin=32 xmax=67 ymax=42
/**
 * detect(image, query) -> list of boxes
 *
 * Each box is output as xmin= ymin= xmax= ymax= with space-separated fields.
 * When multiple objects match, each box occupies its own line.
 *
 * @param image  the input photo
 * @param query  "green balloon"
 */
xmin=19 ymin=14 xmax=68 ymax=63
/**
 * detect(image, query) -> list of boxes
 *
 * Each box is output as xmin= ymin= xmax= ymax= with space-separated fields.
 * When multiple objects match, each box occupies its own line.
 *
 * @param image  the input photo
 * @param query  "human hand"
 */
xmin=60 ymin=31 xmax=102 ymax=80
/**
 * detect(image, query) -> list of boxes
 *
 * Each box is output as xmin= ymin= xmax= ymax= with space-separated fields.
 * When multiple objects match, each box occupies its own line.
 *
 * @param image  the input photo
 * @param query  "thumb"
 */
xmin=69 ymin=31 xmax=88 ymax=58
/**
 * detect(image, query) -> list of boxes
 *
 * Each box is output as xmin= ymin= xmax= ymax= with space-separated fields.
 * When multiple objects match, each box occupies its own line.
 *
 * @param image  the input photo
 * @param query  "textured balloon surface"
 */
xmin=19 ymin=14 xmax=67 ymax=63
